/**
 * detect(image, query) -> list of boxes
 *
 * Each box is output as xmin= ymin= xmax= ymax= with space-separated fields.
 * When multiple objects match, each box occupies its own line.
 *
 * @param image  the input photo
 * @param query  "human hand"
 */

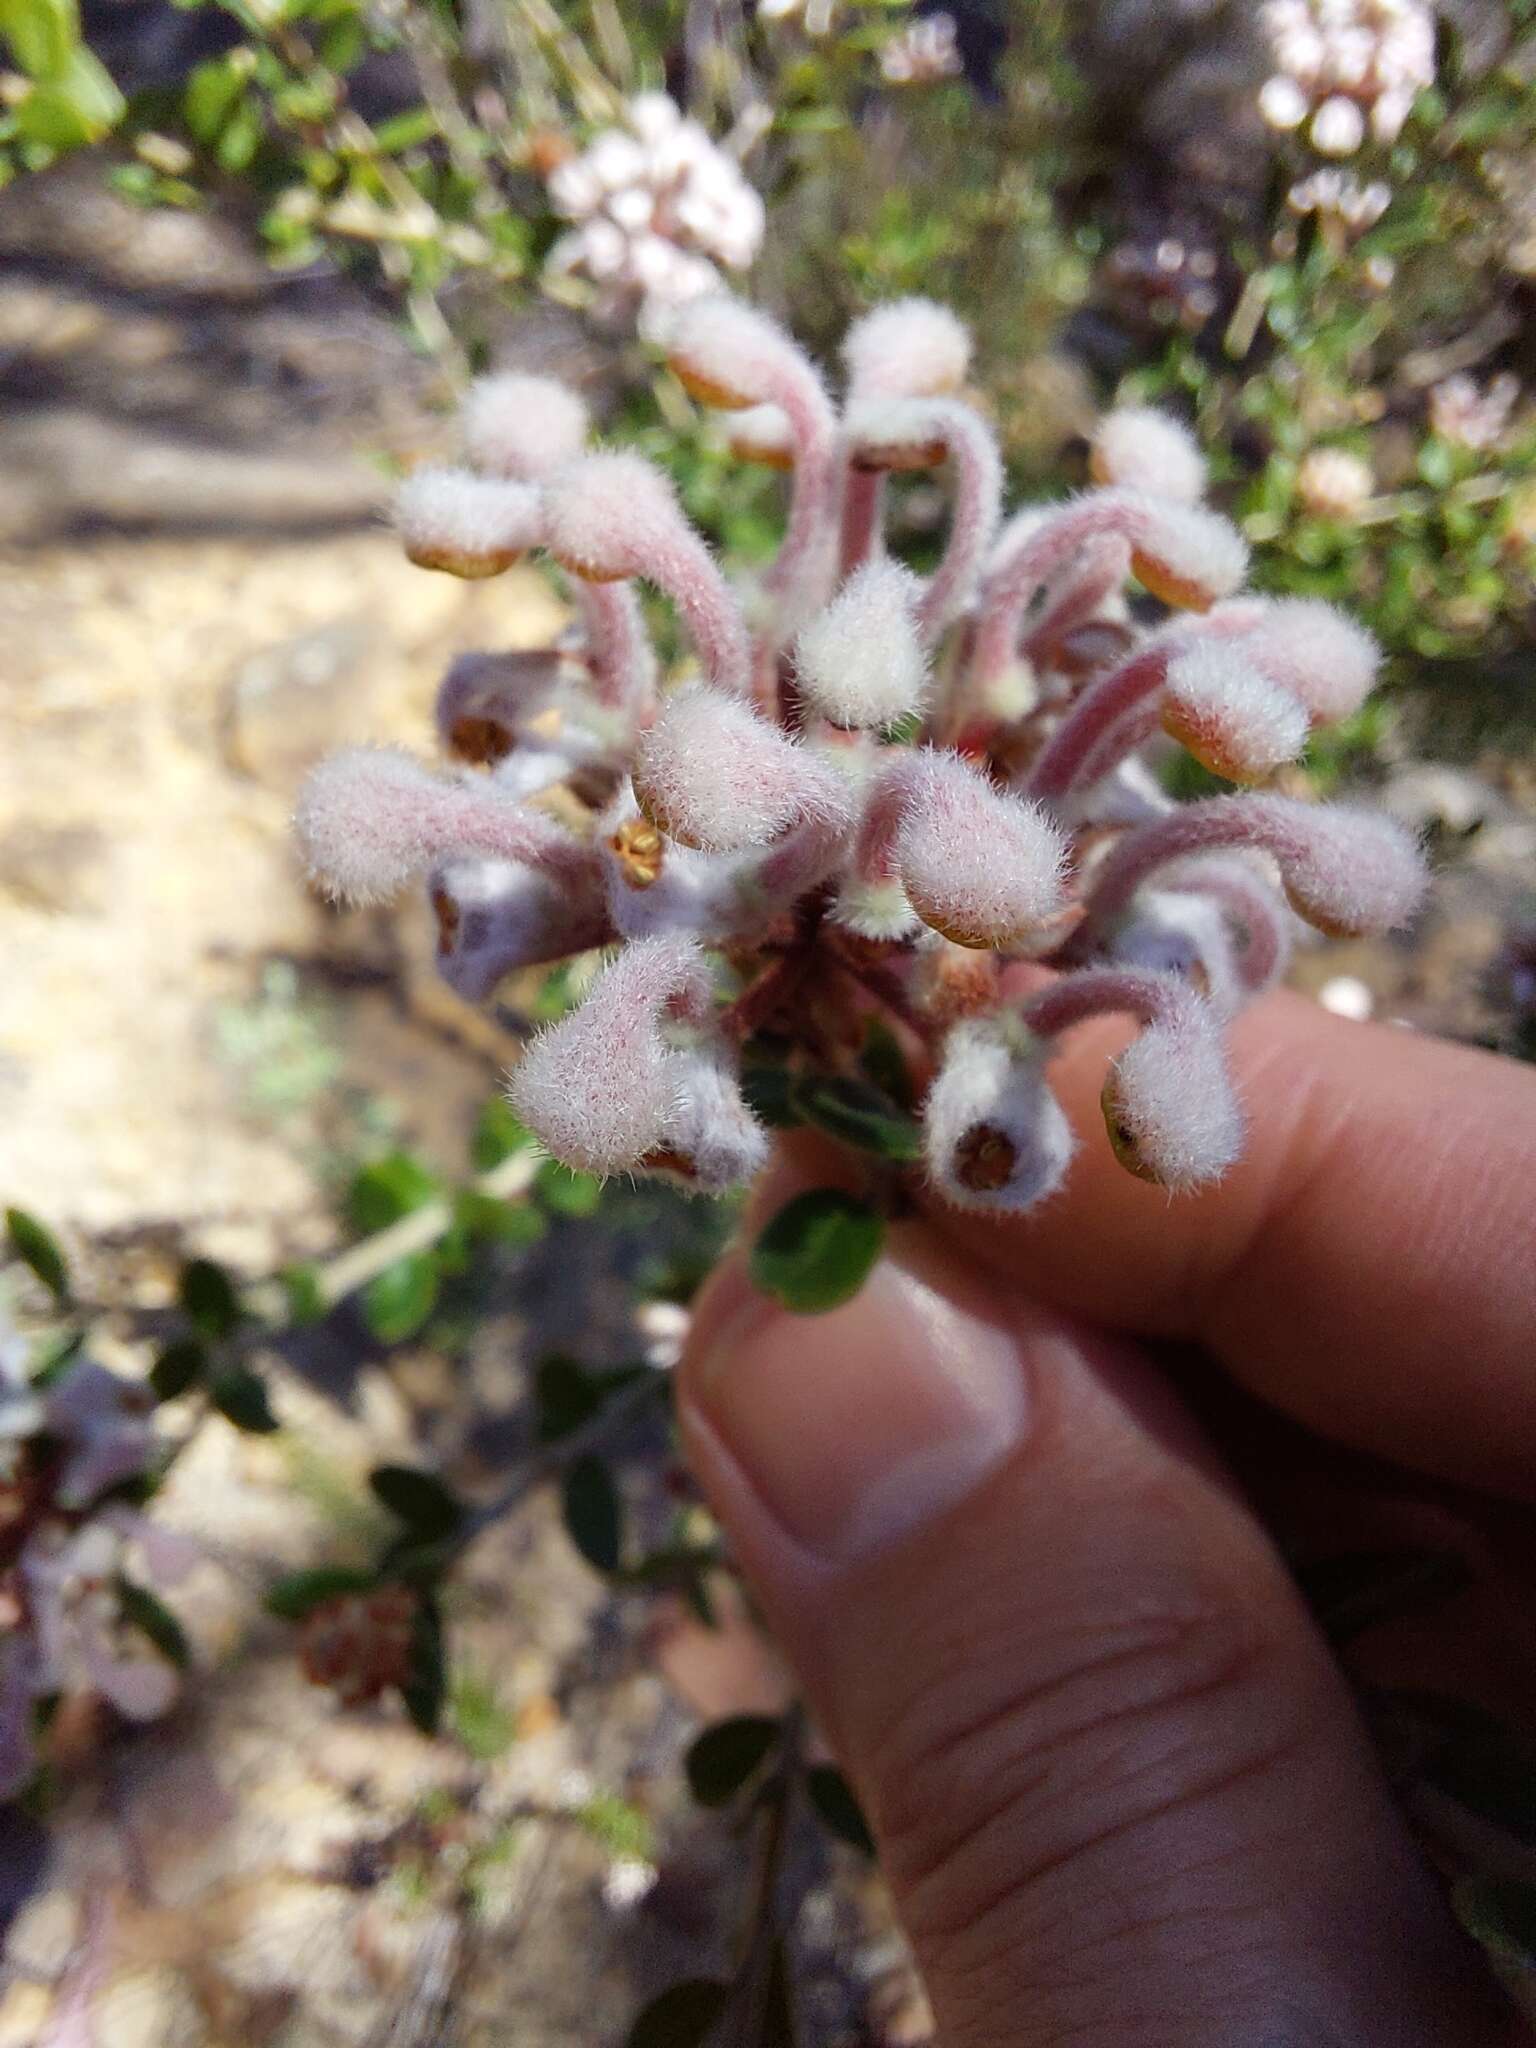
xmin=678 ymin=992 xmax=1536 ymax=2045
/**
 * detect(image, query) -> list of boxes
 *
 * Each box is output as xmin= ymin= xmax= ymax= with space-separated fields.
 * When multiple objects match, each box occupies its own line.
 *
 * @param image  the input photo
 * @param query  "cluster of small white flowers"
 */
xmin=880 ymin=11 xmax=963 ymax=85
xmin=1428 ymin=370 xmax=1521 ymax=453
xmin=1287 ymin=166 xmax=1392 ymax=229
xmin=1259 ymin=0 xmax=1435 ymax=156
xmin=543 ymin=93 xmax=765 ymax=338
xmin=299 ymin=295 xmax=1425 ymax=1229
xmin=0 ymin=1328 xmax=193 ymax=1795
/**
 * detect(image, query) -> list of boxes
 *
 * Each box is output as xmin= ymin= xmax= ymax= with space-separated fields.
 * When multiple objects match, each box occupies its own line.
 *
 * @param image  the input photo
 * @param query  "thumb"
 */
xmin=677 ymin=1210 xmax=1499 ymax=2047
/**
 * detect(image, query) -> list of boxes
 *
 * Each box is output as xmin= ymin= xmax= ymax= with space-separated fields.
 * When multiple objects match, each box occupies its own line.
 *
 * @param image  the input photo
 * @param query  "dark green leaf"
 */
xmin=534 ymin=1355 xmax=648 ymax=1443
xmin=212 ymin=97 xmax=260 ymax=171
xmin=806 ymin=1764 xmax=875 ymax=1854
xmin=625 ymin=1980 xmax=730 ymax=2048
xmin=117 ymin=1580 xmax=190 ymax=1667
xmin=6 ymin=1208 xmax=68 ymax=1301
xmin=369 ymin=1465 xmax=464 ymax=1539
xmin=454 ymin=1187 xmax=546 ymax=1248
xmin=348 ymin=1152 xmax=440 ymax=1234
xmin=265 ymin=1565 xmax=377 ymax=1619
xmin=684 ymin=1715 xmax=780 ymax=1807
xmin=378 ymin=1532 xmax=458 ymax=1584
xmin=859 ymin=1016 xmax=914 ymax=1109
xmin=739 ymin=1060 xmax=803 ymax=1130
xmin=178 ymin=1257 xmax=242 ymax=1340
xmin=790 ymin=1074 xmax=922 ymax=1161
xmin=362 ymin=1253 xmax=439 ymax=1344
xmin=1372 ymin=1690 xmax=1536 ymax=1842
xmin=1295 ymin=1548 xmax=1470 ymax=1647
xmin=1453 ymin=1876 xmax=1536 ymax=1969
xmin=471 ymin=1096 xmax=534 ymax=1171
xmin=536 ymin=1161 xmax=603 ymax=1218
xmin=750 ymin=1189 xmax=884 ymax=1314
xmin=209 ymin=1363 xmax=279 ymax=1434
xmin=149 ymin=1338 xmax=207 ymax=1403
xmin=560 ymin=1455 xmax=623 ymax=1574
xmin=401 ymin=1596 xmax=445 ymax=1735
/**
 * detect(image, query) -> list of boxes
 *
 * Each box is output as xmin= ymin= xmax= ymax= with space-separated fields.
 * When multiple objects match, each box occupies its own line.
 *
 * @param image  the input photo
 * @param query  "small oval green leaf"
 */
xmin=210 ymin=1362 xmax=279 ymax=1433
xmin=750 ymin=1189 xmax=884 ymax=1314
xmin=790 ymin=1074 xmax=923 ymax=1161
xmin=368 ymin=1464 xmax=464 ymax=1539
xmin=6 ymin=1207 xmax=68 ymax=1301
xmin=265 ymin=1565 xmax=377 ymax=1619
xmin=560 ymin=1455 xmax=623 ymax=1574
xmin=178 ymin=1257 xmax=242 ymax=1340
xmin=149 ymin=1337 xmax=207 ymax=1403
xmin=684 ymin=1714 xmax=780 ymax=1807
xmin=806 ymin=1763 xmax=875 ymax=1854
xmin=362 ymin=1253 xmax=439 ymax=1345
xmin=626 ymin=1980 xmax=731 ymax=2048
xmin=117 ymin=1580 xmax=191 ymax=1667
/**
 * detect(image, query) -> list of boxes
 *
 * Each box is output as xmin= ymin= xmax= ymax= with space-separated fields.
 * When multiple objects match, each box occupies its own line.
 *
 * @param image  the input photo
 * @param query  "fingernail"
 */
xmin=684 ymin=1231 xmax=1031 ymax=1563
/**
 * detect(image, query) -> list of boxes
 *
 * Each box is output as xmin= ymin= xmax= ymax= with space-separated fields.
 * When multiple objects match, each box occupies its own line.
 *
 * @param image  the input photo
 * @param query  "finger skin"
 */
xmin=921 ymin=992 xmax=1536 ymax=1497
xmin=680 ymin=1218 xmax=1507 ymax=2047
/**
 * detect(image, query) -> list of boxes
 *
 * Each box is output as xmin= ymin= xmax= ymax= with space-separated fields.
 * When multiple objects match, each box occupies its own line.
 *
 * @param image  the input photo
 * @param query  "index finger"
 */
xmin=922 ymin=990 xmax=1536 ymax=1497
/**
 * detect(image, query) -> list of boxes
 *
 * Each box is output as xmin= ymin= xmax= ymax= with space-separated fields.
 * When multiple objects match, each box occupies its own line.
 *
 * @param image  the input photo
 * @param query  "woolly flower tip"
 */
xmin=842 ymin=297 xmax=972 ymax=401
xmin=1116 ymin=490 xmax=1249 ymax=610
xmin=295 ymin=747 xmax=441 ymax=904
xmin=845 ymin=397 xmax=950 ymax=472
xmin=460 ymin=373 xmax=590 ymax=481
xmin=394 ymin=467 xmax=543 ymax=575
xmin=1090 ymin=407 xmax=1207 ymax=506
xmin=925 ymin=1023 xmax=1075 ymax=1212
xmin=895 ymin=752 xmax=1069 ymax=949
xmin=664 ymin=1045 xmax=770 ymax=1193
xmin=431 ymin=858 xmax=600 ymax=999
xmin=633 ymin=685 xmax=820 ymax=852
xmin=664 ymin=295 xmax=819 ymax=411
xmin=1237 ymin=599 xmax=1381 ymax=726
xmin=1162 ymin=643 xmax=1309 ymax=782
xmin=794 ymin=560 xmax=928 ymax=729
xmin=722 ymin=403 xmax=794 ymax=468
xmin=1264 ymin=797 xmax=1426 ymax=937
xmin=506 ymin=936 xmax=701 ymax=1175
xmin=1102 ymin=1006 xmax=1242 ymax=1191
xmin=542 ymin=451 xmax=687 ymax=582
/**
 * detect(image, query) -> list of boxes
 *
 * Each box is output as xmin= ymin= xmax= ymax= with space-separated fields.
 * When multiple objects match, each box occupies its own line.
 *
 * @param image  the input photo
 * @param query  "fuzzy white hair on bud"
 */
xmin=843 ymin=297 xmax=972 ymax=401
xmin=924 ymin=1021 xmax=1075 ymax=1212
xmin=661 ymin=1043 xmax=770 ymax=1193
xmin=722 ymin=403 xmax=794 ymax=469
xmin=665 ymin=295 xmax=825 ymax=413
xmin=507 ymin=936 xmax=706 ymax=1176
xmin=1161 ymin=643 xmax=1310 ymax=783
xmin=294 ymin=747 xmax=585 ymax=905
xmin=633 ymin=685 xmax=829 ymax=853
xmin=894 ymin=752 xmax=1069 ymax=949
xmin=1090 ymin=407 xmax=1207 ymax=506
xmin=794 ymin=561 xmax=928 ymax=729
xmin=542 ymin=452 xmax=688 ymax=583
xmin=1235 ymin=600 xmax=1381 ymax=727
xmin=1102 ymin=1004 xmax=1242 ymax=1191
xmin=1116 ymin=490 xmax=1250 ymax=611
xmin=394 ymin=467 xmax=543 ymax=576
xmin=460 ymin=373 xmax=590 ymax=481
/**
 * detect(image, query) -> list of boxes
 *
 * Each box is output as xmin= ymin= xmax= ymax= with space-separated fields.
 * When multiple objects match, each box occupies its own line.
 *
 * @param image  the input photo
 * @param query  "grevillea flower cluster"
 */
xmin=297 ymin=296 xmax=1424 ymax=1229
xmin=0 ymin=1321 xmax=194 ymax=1793
xmin=542 ymin=94 xmax=765 ymax=339
xmin=1258 ymin=0 xmax=1435 ymax=157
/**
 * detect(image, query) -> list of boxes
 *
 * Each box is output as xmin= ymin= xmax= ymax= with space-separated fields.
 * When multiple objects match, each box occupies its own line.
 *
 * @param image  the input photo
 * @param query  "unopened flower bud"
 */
xmin=649 ymin=1043 xmax=769 ymax=1193
xmin=924 ymin=1020 xmax=1075 ymax=1212
xmin=894 ymin=752 xmax=1069 ymax=949
xmin=1089 ymin=407 xmax=1206 ymax=506
xmin=295 ymin=748 xmax=583 ymax=904
xmin=1296 ymin=447 xmax=1373 ymax=523
xmin=633 ymin=685 xmax=841 ymax=852
xmin=1101 ymin=1001 xmax=1242 ymax=1190
xmin=1161 ymin=642 xmax=1310 ymax=782
xmin=723 ymin=403 xmax=794 ymax=470
xmin=435 ymin=649 xmax=569 ymax=767
xmin=1234 ymin=599 xmax=1380 ymax=726
xmin=665 ymin=295 xmax=826 ymax=414
xmin=842 ymin=297 xmax=972 ymax=401
xmin=394 ymin=467 xmax=542 ymax=577
xmin=431 ymin=857 xmax=611 ymax=999
xmin=794 ymin=561 xmax=928 ymax=729
xmin=461 ymin=372 xmax=590 ymax=481
xmin=507 ymin=935 xmax=708 ymax=1175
